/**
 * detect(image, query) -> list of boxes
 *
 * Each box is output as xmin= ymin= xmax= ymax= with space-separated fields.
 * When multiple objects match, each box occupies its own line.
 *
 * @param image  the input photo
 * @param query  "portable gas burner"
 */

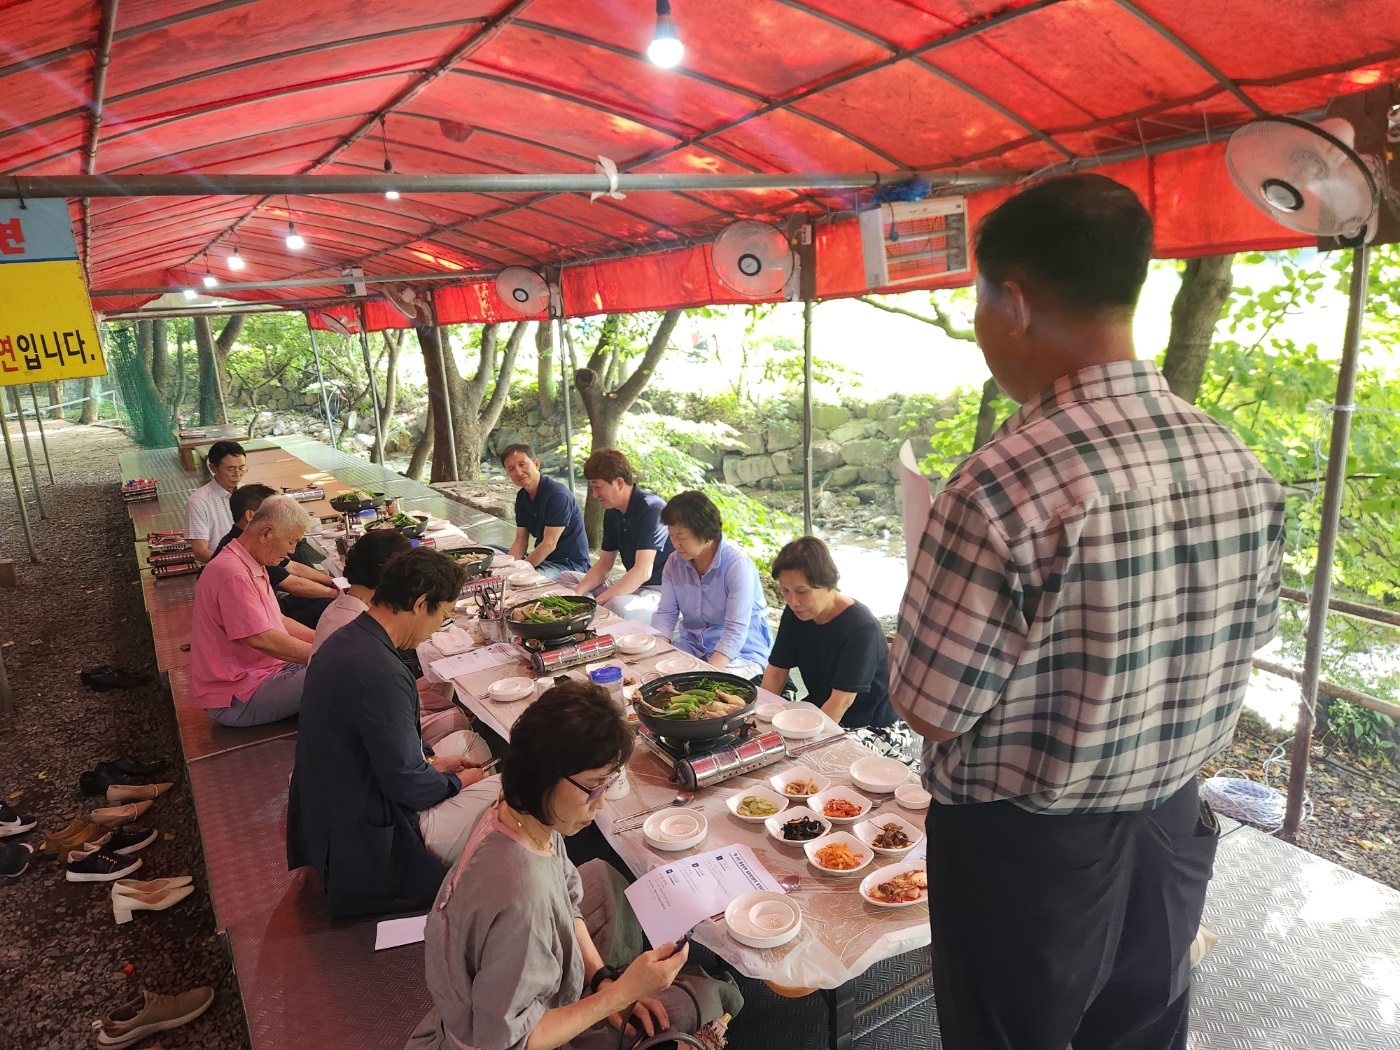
xmin=636 ymin=723 xmax=789 ymax=791
xmin=516 ymin=630 xmax=616 ymax=674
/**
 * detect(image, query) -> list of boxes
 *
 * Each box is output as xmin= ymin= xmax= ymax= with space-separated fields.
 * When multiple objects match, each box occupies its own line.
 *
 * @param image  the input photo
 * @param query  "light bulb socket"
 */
xmin=648 ymin=0 xmax=683 ymax=67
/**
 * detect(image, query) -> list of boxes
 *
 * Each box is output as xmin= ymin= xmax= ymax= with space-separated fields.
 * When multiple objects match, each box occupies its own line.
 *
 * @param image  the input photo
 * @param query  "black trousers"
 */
xmin=924 ymin=780 xmax=1218 ymax=1050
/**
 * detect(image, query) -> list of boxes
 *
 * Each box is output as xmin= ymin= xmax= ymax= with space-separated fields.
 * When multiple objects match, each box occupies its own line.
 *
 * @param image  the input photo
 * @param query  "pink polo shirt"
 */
xmin=190 ymin=539 xmax=287 ymax=708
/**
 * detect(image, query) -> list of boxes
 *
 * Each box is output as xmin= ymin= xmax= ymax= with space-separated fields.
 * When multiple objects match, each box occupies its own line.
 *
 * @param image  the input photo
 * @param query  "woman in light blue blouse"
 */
xmin=651 ymin=491 xmax=773 ymax=680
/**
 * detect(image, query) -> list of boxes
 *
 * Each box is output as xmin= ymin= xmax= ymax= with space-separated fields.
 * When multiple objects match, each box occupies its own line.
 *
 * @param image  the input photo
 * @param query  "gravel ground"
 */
xmin=0 ymin=422 xmax=250 ymax=1050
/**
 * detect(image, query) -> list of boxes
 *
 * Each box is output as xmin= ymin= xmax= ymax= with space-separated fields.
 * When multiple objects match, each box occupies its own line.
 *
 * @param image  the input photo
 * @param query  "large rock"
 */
xmin=718 ymin=430 xmax=764 ymax=455
xmin=734 ymin=455 xmax=776 ymax=486
xmin=771 ymin=450 xmax=793 ymax=476
xmin=810 ymin=403 xmax=851 ymax=430
xmin=766 ymin=421 xmax=801 ymax=453
xmin=811 ymin=441 xmax=844 ymax=472
xmin=827 ymin=465 xmax=861 ymax=488
xmin=875 ymin=418 xmax=905 ymax=440
xmin=771 ymin=473 xmax=805 ymax=490
xmin=852 ymin=484 xmax=887 ymax=504
xmin=828 ymin=420 xmax=868 ymax=444
xmin=722 ymin=454 xmax=744 ymax=487
xmin=859 ymin=466 xmax=892 ymax=484
xmin=840 ymin=438 xmax=892 ymax=467
xmin=689 ymin=442 xmax=724 ymax=470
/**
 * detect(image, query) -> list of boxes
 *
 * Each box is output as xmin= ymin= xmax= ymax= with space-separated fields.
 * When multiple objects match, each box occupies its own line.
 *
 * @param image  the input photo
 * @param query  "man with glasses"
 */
xmin=185 ymin=440 xmax=247 ymax=563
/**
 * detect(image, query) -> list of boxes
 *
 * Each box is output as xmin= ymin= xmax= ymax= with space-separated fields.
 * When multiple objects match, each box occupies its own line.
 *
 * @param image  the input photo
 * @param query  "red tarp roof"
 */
xmin=3 ymin=0 xmax=1397 ymax=325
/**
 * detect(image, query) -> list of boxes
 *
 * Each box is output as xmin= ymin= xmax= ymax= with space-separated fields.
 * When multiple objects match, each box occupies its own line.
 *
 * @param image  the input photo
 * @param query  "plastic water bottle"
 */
xmin=589 ymin=665 xmax=626 ymax=711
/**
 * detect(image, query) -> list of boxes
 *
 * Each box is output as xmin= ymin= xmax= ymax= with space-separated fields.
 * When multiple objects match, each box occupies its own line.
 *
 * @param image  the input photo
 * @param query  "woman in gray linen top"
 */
xmin=407 ymin=682 xmax=694 ymax=1050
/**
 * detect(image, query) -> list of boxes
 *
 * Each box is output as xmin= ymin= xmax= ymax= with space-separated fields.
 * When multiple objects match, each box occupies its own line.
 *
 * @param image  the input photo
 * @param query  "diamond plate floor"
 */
xmin=167 ymin=664 xmax=298 ymax=762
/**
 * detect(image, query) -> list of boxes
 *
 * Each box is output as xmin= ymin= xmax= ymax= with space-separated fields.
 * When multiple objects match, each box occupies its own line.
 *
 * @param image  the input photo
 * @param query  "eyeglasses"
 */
xmin=565 ymin=771 xmax=621 ymax=805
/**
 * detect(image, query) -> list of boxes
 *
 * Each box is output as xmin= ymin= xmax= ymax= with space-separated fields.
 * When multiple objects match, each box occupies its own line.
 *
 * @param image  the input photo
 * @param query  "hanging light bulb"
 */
xmin=227 ymin=252 xmax=245 ymax=270
xmin=647 ymin=0 xmax=683 ymax=68
xmin=183 ymin=288 xmax=197 ymax=300
xmin=202 ymin=273 xmax=219 ymax=288
xmin=381 ymin=118 xmax=400 ymax=200
xmin=384 ymin=189 xmax=400 ymax=200
xmin=285 ymin=222 xmax=306 ymax=251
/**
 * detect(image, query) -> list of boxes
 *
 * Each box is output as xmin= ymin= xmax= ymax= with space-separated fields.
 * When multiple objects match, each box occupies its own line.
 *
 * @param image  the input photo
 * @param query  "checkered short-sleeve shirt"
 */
xmin=890 ymin=361 xmax=1286 ymax=814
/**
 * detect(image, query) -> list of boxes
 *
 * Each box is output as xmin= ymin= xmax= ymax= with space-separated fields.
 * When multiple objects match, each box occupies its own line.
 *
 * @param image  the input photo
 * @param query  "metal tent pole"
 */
xmin=0 ymin=643 xmax=11 ymax=719
xmin=356 ymin=309 xmax=385 ymax=464
xmin=434 ymin=326 xmax=459 ymax=482
xmin=8 ymin=390 xmax=45 ymax=519
xmin=27 ymin=385 xmax=55 ymax=483
xmin=0 ymin=395 xmax=39 ymax=561
xmin=802 ymin=300 xmax=814 ymax=535
xmin=557 ymin=319 xmax=575 ymax=494
xmin=1281 ymin=242 xmax=1370 ymax=842
xmin=304 ymin=317 xmax=339 ymax=450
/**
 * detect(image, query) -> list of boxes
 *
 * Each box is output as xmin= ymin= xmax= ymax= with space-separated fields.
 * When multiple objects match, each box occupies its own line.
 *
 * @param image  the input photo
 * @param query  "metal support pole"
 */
xmin=303 ymin=316 xmax=339 ymax=450
xmin=8 ymin=390 xmax=45 ymax=519
xmin=802 ymin=300 xmax=814 ymax=536
xmin=557 ymin=319 xmax=575 ymax=494
xmin=1282 ymin=242 xmax=1370 ymax=842
xmin=26 ymin=385 xmax=55 ymax=484
xmin=0 ymin=396 xmax=38 ymax=562
xmin=434 ymin=326 xmax=459 ymax=482
xmin=0 ymin=642 xmax=12 ymax=719
xmin=357 ymin=318 xmax=385 ymax=464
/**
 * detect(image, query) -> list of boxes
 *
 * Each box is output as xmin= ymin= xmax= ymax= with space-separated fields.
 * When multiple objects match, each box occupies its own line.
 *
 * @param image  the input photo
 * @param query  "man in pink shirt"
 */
xmin=192 ymin=494 xmax=315 ymax=726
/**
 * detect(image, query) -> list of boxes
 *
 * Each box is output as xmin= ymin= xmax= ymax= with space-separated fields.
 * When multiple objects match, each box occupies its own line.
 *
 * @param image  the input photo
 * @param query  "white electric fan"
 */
xmin=381 ymin=283 xmax=433 ymax=323
xmin=1225 ymin=115 xmax=1379 ymax=239
xmin=711 ymin=220 xmax=795 ymax=298
xmin=494 ymin=266 xmax=550 ymax=314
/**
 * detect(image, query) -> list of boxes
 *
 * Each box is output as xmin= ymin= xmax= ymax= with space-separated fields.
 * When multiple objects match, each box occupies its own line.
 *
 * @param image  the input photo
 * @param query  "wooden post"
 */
xmin=0 ymin=558 xmax=16 ymax=587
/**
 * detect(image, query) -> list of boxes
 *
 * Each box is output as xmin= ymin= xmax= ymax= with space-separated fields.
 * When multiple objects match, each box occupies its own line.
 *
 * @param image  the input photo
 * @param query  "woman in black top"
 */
xmin=760 ymin=537 xmax=918 ymax=768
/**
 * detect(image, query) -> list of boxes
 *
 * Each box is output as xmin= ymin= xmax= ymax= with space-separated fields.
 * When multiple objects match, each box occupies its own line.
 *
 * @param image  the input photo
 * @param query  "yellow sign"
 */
xmin=0 ymin=199 xmax=107 ymax=387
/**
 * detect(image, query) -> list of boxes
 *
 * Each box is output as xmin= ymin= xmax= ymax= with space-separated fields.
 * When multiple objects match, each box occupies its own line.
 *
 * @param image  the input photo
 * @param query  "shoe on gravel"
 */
xmin=0 ymin=841 xmax=33 ymax=878
xmin=0 ymin=803 xmax=36 ymax=837
xmin=43 ymin=819 xmax=112 ymax=862
xmin=94 ymin=986 xmax=215 ymax=1049
xmin=89 ymin=801 xmax=153 ymax=827
xmin=79 ymin=666 xmax=153 ymax=692
xmin=65 ymin=847 xmax=142 ymax=883
xmin=113 ymin=875 xmax=192 ymax=894
xmin=79 ymin=768 xmax=153 ymax=797
xmin=104 ymin=825 xmax=158 ymax=856
xmin=99 ymin=756 xmax=170 ymax=779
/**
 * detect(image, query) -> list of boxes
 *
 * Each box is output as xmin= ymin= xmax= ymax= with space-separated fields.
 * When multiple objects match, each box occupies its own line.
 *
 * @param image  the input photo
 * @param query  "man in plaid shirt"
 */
xmin=891 ymin=174 xmax=1285 ymax=1049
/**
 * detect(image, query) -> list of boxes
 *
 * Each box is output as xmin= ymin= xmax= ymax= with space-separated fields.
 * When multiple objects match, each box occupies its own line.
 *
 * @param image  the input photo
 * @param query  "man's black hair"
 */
xmin=372 ymin=548 xmax=466 ymax=613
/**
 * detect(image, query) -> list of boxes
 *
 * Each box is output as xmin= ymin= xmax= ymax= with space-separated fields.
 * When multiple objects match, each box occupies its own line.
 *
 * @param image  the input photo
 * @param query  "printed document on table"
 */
xmin=624 ymin=844 xmax=783 ymax=947
xmin=430 ymin=642 xmax=519 ymax=681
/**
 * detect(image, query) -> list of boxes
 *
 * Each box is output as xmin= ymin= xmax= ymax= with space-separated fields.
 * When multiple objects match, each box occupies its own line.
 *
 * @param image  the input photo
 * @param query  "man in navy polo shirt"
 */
xmin=502 ymin=443 xmax=589 ymax=578
xmin=558 ymin=448 xmax=673 ymax=625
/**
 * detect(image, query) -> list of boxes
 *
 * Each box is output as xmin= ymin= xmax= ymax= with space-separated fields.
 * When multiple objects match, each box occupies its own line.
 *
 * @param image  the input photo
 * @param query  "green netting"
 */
xmin=107 ymin=324 xmax=175 ymax=448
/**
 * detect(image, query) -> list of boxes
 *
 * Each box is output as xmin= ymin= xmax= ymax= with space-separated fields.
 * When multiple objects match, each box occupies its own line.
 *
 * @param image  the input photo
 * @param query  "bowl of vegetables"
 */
xmin=368 ymin=512 xmax=428 ymax=538
xmin=633 ymin=671 xmax=757 ymax=742
xmin=503 ymin=593 xmax=598 ymax=641
xmin=725 ymin=786 xmax=788 ymax=823
xmin=329 ymin=489 xmax=386 ymax=514
xmin=447 ymin=546 xmax=496 ymax=580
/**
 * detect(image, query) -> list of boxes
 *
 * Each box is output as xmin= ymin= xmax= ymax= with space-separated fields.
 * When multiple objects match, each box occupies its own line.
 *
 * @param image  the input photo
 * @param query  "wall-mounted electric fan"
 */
xmin=495 ymin=266 xmax=551 ymax=315
xmin=381 ymin=283 xmax=433 ymax=323
xmin=711 ymin=220 xmax=795 ymax=298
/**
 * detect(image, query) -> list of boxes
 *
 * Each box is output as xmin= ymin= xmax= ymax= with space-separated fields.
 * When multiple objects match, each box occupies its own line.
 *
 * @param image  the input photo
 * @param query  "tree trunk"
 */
xmin=79 ymin=377 xmax=97 ymax=423
xmin=375 ymin=330 xmax=403 ymax=462
xmin=1162 ymin=254 xmax=1235 ymax=404
xmin=193 ymin=317 xmax=218 ymax=425
xmin=150 ymin=318 xmax=169 ymax=394
xmin=417 ymin=325 xmax=462 ymax=482
xmin=136 ymin=319 xmax=153 ymax=374
xmin=47 ymin=382 xmax=64 ymax=421
xmin=971 ymin=377 xmax=1003 ymax=450
xmin=574 ymin=310 xmax=681 ymax=544
xmin=169 ymin=329 xmax=187 ymax=425
xmin=536 ymin=321 xmax=555 ymax=415
xmin=407 ymin=403 xmax=434 ymax=480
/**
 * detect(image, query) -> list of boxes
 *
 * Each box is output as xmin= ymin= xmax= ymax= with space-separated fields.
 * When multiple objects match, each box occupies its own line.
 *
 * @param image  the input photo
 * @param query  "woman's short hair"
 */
xmin=502 ymin=681 xmax=634 ymax=824
xmin=245 ymin=494 xmax=308 ymax=539
xmin=344 ymin=528 xmax=413 ymax=588
xmin=206 ymin=440 xmax=246 ymax=467
xmin=229 ymin=483 xmax=276 ymax=525
xmin=371 ymin=548 xmax=466 ymax=613
xmin=771 ymin=535 xmax=840 ymax=590
xmin=583 ymin=448 xmax=634 ymax=486
xmin=660 ymin=490 xmax=723 ymax=543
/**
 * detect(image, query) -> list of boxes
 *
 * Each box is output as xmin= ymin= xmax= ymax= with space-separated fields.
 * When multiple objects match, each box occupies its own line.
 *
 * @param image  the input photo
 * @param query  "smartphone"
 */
xmin=481 ymin=757 xmax=501 ymax=774
xmin=662 ymin=933 xmax=691 ymax=959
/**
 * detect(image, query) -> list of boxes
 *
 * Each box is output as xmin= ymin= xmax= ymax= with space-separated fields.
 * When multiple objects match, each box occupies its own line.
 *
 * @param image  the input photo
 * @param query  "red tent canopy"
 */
xmin=3 ymin=0 xmax=1396 ymax=325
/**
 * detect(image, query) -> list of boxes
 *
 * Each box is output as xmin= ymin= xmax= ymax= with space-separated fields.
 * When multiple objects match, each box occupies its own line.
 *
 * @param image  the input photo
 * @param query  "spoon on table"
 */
xmin=612 ymin=790 xmax=695 ymax=832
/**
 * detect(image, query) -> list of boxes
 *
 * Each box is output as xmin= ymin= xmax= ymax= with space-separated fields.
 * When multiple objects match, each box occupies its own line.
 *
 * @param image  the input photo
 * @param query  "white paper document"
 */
xmin=430 ymin=642 xmax=519 ymax=681
xmin=374 ymin=913 xmax=428 ymax=950
xmin=624 ymin=844 xmax=784 ymax=948
xmin=596 ymin=619 xmax=663 ymax=639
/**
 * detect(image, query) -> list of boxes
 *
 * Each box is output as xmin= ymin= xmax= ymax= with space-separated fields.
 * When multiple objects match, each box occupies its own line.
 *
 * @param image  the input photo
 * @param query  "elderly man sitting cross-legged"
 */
xmin=288 ymin=548 xmax=491 ymax=918
xmin=191 ymin=494 xmax=315 ymax=727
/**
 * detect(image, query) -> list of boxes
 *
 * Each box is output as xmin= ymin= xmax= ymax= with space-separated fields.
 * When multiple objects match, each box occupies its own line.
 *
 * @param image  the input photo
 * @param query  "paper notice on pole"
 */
xmin=374 ymin=913 xmax=428 ymax=951
xmin=430 ymin=642 xmax=519 ymax=681
xmin=624 ymin=844 xmax=784 ymax=948
xmin=595 ymin=620 xmax=663 ymax=639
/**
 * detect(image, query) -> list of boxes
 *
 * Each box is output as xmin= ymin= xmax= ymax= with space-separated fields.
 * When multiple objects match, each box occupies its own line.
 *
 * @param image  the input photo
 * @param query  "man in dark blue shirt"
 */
xmin=502 ymin=443 xmax=589 ymax=577
xmin=559 ymin=448 xmax=672 ymax=625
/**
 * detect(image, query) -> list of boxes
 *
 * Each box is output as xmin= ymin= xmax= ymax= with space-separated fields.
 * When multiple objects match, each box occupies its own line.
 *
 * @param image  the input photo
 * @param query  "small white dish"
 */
xmin=507 ymin=570 xmax=544 ymax=586
xmin=803 ymin=831 xmax=873 ymax=877
xmin=769 ymin=766 xmax=830 ymax=799
xmin=487 ymin=677 xmax=534 ymax=703
xmin=755 ymin=702 xmax=786 ymax=722
xmin=859 ymin=861 xmax=929 ymax=908
xmin=764 ymin=811 xmax=832 ymax=847
xmin=850 ymin=756 xmax=910 ymax=794
xmin=724 ymin=890 xmax=802 ymax=949
xmin=615 ymin=633 xmax=655 ymax=655
xmin=642 ymin=809 xmax=707 ymax=852
xmin=772 ymin=707 xmax=824 ymax=739
xmin=853 ymin=814 xmax=924 ymax=857
xmin=894 ymin=783 xmax=932 ymax=810
xmin=426 ymin=519 xmax=452 ymax=533
xmin=806 ymin=787 xmax=873 ymax=824
xmin=725 ymin=786 xmax=788 ymax=823
xmin=656 ymin=655 xmax=698 ymax=675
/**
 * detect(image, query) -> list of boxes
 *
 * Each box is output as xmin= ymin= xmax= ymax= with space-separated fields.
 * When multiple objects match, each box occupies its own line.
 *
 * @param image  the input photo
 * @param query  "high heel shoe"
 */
xmin=89 ymin=801 xmax=154 ymax=827
xmin=112 ymin=885 xmax=194 ymax=924
xmin=104 ymin=783 xmax=173 ymax=803
xmin=113 ymin=875 xmax=192 ymax=894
